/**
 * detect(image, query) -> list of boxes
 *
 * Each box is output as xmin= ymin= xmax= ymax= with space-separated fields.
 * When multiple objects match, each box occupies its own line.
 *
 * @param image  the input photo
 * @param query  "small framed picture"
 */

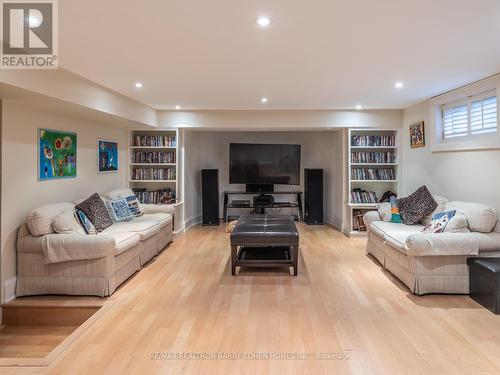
xmin=98 ymin=139 xmax=118 ymax=173
xmin=410 ymin=121 xmax=425 ymax=148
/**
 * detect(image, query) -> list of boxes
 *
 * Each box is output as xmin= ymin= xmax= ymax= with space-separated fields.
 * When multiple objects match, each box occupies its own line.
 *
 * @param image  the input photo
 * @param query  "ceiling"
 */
xmin=59 ymin=0 xmax=500 ymax=110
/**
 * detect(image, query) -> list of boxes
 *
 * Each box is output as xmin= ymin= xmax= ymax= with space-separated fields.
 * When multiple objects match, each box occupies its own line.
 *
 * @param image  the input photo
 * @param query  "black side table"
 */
xmin=467 ymin=257 xmax=500 ymax=314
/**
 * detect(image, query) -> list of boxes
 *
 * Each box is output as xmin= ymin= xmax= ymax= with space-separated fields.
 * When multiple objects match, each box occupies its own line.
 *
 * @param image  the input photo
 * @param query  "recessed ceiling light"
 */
xmin=256 ymin=16 xmax=272 ymax=27
xmin=135 ymin=82 xmax=143 ymax=88
xmin=175 ymin=105 xmax=181 ymax=110
xmin=261 ymin=97 xmax=268 ymax=103
xmin=356 ymin=105 xmax=362 ymax=110
xmin=394 ymin=82 xmax=404 ymax=89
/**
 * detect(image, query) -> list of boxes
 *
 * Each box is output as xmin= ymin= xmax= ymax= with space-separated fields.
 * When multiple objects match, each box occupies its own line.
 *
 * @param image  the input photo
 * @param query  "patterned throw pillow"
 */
xmin=75 ymin=209 xmax=97 ymax=235
xmin=75 ymin=193 xmax=113 ymax=232
xmin=124 ymin=195 xmax=144 ymax=217
xmin=390 ymin=196 xmax=402 ymax=223
xmin=422 ymin=210 xmax=456 ymax=233
xmin=106 ymin=198 xmax=134 ymax=222
xmin=396 ymin=186 xmax=438 ymax=225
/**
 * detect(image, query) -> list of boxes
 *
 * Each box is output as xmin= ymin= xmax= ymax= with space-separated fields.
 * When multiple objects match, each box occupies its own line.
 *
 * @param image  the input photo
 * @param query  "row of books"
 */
xmin=132 ymin=135 xmax=176 ymax=147
xmin=132 ymin=151 xmax=176 ymax=164
xmin=351 ymin=189 xmax=378 ymax=203
xmin=351 ymin=168 xmax=395 ymax=180
xmin=352 ymin=209 xmax=372 ymax=231
xmin=351 ymin=135 xmax=395 ymax=147
xmin=132 ymin=167 xmax=176 ymax=181
xmin=351 ymin=151 xmax=395 ymax=164
xmin=132 ymin=188 xmax=176 ymax=204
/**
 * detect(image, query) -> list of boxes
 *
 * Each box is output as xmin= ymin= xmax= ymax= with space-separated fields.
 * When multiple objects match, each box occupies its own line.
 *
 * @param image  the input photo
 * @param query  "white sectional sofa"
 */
xmin=16 ymin=188 xmax=174 ymax=297
xmin=364 ymin=198 xmax=500 ymax=295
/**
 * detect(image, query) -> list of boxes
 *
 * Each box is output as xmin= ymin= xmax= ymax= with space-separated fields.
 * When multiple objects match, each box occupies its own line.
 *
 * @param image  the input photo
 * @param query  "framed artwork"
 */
xmin=98 ymin=139 xmax=118 ymax=173
xmin=38 ymin=128 xmax=77 ymax=181
xmin=410 ymin=121 xmax=425 ymax=148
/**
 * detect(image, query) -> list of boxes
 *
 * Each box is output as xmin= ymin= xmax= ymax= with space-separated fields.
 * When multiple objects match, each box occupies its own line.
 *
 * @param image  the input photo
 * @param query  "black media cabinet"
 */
xmin=223 ymin=191 xmax=303 ymax=222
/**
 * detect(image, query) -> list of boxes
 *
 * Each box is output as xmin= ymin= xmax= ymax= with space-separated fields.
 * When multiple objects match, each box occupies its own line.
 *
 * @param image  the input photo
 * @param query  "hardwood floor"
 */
xmin=2 ymin=224 xmax=500 ymax=374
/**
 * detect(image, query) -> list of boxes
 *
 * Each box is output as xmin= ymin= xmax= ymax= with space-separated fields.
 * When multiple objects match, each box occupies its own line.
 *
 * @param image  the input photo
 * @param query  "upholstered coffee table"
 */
xmin=230 ymin=215 xmax=299 ymax=276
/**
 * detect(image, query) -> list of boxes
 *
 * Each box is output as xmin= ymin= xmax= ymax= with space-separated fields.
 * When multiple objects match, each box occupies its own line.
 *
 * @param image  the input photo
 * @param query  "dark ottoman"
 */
xmin=467 ymin=257 xmax=500 ymax=314
xmin=230 ymin=215 xmax=300 ymax=276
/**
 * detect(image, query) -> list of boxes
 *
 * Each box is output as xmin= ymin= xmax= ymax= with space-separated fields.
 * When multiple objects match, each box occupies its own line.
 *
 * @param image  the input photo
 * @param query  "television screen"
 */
xmin=229 ymin=143 xmax=301 ymax=185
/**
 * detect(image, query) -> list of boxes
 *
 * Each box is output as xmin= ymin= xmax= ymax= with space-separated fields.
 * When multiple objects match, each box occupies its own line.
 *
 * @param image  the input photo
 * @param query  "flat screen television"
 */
xmin=229 ymin=143 xmax=301 ymax=185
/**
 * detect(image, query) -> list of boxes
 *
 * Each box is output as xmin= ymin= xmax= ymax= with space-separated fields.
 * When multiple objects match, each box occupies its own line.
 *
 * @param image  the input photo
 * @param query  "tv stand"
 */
xmin=223 ymin=190 xmax=303 ymax=222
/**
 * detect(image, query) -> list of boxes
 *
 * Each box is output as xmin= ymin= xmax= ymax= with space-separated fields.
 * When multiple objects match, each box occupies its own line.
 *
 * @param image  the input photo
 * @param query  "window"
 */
xmin=442 ymin=91 xmax=497 ymax=139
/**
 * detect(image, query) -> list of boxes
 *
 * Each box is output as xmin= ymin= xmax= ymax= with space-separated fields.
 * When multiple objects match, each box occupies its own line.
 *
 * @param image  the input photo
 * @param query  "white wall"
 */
xmin=1 ymin=100 xmax=128 ymax=302
xmin=402 ymin=100 xmax=500 ymax=210
xmin=183 ymin=130 xmax=344 ymax=229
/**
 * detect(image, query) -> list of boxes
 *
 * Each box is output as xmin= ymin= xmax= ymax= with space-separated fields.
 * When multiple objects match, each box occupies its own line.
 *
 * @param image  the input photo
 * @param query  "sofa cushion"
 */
xmin=75 ymin=209 xmax=97 ymax=235
xmin=445 ymin=201 xmax=497 ymax=233
xmin=103 ymin=220 xmax=161 ymax=241
xmin=370 ymin=221 xmax=424 ymax=252
xmin=378 ymin=202 xmax=391 ymax=222
xmin=76 ymin=193 xmax=113 ymax=232
xmin=52 ymin=209 xmax=85 ymax=235
xmin=444 ymin=213 xmax=469 ymax=233
xmin=98 ymin=231 xmax=141 ymax=255
xmin=397 ymin=186 xmax=437 ymax=225
xmin=405 ymin=232 xmax=479 ymax=256
xmin=26 ymin=202 xmax=75 ymax=236
xmin=134 ymin=212 xmax=172 ymax=229
xmin=422 ymin=210 xmax=456 ymax=233
xmin=421 ymin=195 xmax=449 ymax=226
xmin=103 ymin=188 xmax=144 ymax=215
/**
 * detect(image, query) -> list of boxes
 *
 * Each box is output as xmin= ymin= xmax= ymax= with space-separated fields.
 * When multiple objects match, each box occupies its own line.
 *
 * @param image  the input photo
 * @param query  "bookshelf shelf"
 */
xmin=128 ymin=129 xmax=179 ymax=204
xmin=345 ymin=129 xmax=399 ymax=237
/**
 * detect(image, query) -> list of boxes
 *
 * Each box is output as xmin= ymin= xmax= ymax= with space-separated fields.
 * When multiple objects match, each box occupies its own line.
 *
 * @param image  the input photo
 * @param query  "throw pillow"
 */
xmin=422 ymin=210 xmax=456 ymax=233
xmin=75 ymin=193 xmax=113 ymax=232
xmin=52 ymin=209 xmax=85 ymax=235
xmin=396 ymin=186 xmax=437 ymax=225
xmin=378 ymin=202 xmax=391 ymax=222
xmin=390 ymin=196 xmax=402 ymax=223
xmin=124 ymin=195 xmax=144 ymax=217
xmin=421 ymin=195 xmax=449 ymax=226
xmin=106 ymin=198 xmax=134 ymax=222
xmin=75 ymin=209 xmax=97 ymax=235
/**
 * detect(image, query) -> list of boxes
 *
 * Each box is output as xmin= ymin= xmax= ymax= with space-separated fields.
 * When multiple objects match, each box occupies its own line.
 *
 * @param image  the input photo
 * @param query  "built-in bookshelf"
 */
xmin=128 ymin=130 xmax=178 ymax=205
xmin=345 ymin=129 xmax=399 ymax=237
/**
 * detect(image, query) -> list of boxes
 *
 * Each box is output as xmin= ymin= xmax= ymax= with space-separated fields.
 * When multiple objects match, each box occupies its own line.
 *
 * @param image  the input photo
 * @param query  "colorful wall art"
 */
xmin=38 ymin=128 xmax=77 ymax=181
xmin=98 ymin=139 xmax=118 ymax=173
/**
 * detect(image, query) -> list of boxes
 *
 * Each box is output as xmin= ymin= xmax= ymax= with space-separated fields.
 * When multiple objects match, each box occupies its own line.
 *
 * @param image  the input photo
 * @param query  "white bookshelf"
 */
xmin=345 ymin=129 xmax=400 ymax=237
xmin=128 ymin=129 xmax=179 ymax=205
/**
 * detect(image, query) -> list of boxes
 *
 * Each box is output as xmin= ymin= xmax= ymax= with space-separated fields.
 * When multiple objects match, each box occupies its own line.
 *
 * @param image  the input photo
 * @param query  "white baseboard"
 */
xmin=184 ymin=214 xmax=202 ymax=232
xmin=3 ymin=277 xmax=17 ymax=303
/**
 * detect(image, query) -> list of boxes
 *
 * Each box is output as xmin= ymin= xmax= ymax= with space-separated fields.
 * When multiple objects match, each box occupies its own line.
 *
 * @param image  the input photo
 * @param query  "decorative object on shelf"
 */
xmin=132 ymin=167 xmax=175 ymax=181
xmin=132 ymin=134 xmax=176 ymax=147
xmin=379 ymin=190 xmax=397 ymax=203
xmin=132 ymin=150 xmax=176 ymax=164
xmin=98 ymin=139 xmax=118 ymax=173
xmin=351 ymin=168 xmax=395 ymax=180
xmin=351 ymin=151 xmax=395 ymax=164
xmin=351 ymin=134 xmax=395 ymax=147
xmin=132 ymin=188 xmax=175 ymax=204
xmin=351 ymin=188 xmax=378 ymax=204
xmin=38 ymin=128 xmax=77 ymax=181
xmin=410 ymin=121 xmax=425 ymax=148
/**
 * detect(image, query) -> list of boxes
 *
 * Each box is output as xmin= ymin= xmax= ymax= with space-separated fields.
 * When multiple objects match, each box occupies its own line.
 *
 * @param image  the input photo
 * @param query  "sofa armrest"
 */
xmin=42 ymin=234 xmax=115 ymax=264
xmin=363 ymin=210 xmax=382 ymax=231
xmin=405 ymin=233 xmax=479 ymax=256
xmin=142 ymin=203 xmax=175 ymax=215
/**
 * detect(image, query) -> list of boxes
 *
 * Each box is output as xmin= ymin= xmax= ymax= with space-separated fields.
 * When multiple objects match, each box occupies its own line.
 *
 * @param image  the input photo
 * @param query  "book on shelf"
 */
xmin=351 ymin=188 xmax=378 ymax=204
xmin=351 ymin=168 xmax=395 ymax=180
xmin=132 ymin=135 xmax=176 ymax=147
xmin=132 ymin=151 xmax=176 ymax=164
xmin=351 ymin=135 xmax=395 ymax=147
xmin=351 ymin=151 xmax=395 ymax=164
xmin=132 ymin=188 xmax=176 ymax=204
xmin=132 ymin=167 xmax=176 ymax=181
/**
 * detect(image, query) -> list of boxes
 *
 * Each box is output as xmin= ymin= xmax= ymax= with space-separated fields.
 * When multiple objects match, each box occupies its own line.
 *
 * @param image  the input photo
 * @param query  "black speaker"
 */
xmin=304 ymin=169 xmax=323 ymax=225
xmin=202 ymin=169 xmax=219 ymax=226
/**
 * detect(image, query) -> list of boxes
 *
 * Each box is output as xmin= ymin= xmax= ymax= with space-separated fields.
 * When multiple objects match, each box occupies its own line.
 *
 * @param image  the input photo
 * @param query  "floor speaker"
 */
xmin=304 ymin=169 xmax=323 ymax=225
xmin=202 ymin=169 xmax=219 ymax=226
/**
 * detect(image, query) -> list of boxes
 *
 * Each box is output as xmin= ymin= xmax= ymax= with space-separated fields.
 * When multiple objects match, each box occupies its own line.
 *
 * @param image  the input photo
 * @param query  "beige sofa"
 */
xmin=364 ymin=198 xmax=500 ymax=295
xmin=16 ymin=188 xmax=174 ymax=297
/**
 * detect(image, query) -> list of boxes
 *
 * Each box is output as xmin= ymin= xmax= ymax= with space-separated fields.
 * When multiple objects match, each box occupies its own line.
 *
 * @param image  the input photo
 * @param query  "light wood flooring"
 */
xmin=2 ymin=224 xmax=500 ymax=374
